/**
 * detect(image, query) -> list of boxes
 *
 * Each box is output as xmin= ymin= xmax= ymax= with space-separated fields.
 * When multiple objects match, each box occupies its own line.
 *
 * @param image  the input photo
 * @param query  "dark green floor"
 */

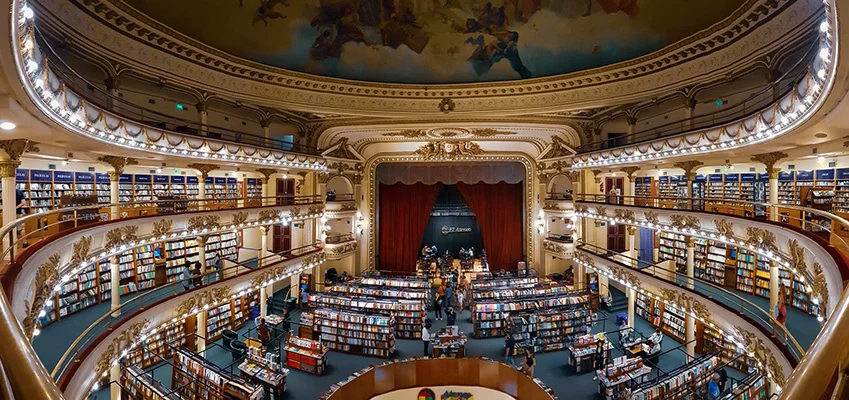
xmin=80 ymin=287 xmax=747 ymax=400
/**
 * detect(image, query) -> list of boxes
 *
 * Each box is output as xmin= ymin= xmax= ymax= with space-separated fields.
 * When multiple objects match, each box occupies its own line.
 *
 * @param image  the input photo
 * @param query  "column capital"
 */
xmin=98 ymin=155 xmax=138 ymax=178
xmin=626 ymin=115 xmax=638 ymax=126
xmin=259 ymin=225 xmax=269 ymax=235
xmin=188 ymin=163 xmax=219 ymax=179
xmin=590 ymin=169 xmax=603 ymax=184
xmin=0 ymin=139 xmax=39 ymax=161
xmin=256 ymin=168 xmax=277 ymax=184
xmin=107 ymin=171 xmax=121 ymax=182
xmin=260 ymin=118 xmax=271 ymax=128
xmin=0 ymin=161 xmax=20 ymax=178
xmin=619 ymin=166 xmax=640 ymax=179
xmin=565 ymin=170 xmax=581 ymax=182
xmin=104 ymin=76 xmax=121 ymax=91
xmin=751 ymin=152 xmax=788 ymax=177
xmin=195 ymin=101 xmax=209 ymax=113
xmin=673 ymin=161 xmax=703 ymax=180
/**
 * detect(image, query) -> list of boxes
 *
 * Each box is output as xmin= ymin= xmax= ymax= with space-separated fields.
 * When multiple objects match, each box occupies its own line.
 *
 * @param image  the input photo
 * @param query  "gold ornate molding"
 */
xmin=326 ymin=137 xmax=358 ymax=160
xmin=94 ymin=319 xmax=150 ymax=378
xmin=714 ymin=219 xmax=735 ymax=239
xmin=812 ymin=262 xmax=828 ymax=312
xmin=591 ymin=170 xmax=603 ymax=184
xmin=317 ymin=172 xmax=331 ymax=184
xmin=22 ymin=254 xmax=60 ymax=338
xmin=659 ymin=288 xmax=712 ymax=322
xmin=540 ymin=136 xmax=572 ymax=159
xmin=258 ymin=209 xmax=281 ymax=221
xmin=673 ymin=160 xmax=704 ymax=180
xmin=187 ymin=163 xmax=219 ymax=179
xmin=97 ymin=155 xmax=137 ymax=177
xmin=187 ymin=215 xmax=221 ymax=231
xmin=608 ymin=265 xmax=642 ymax=289
xmin=381 ymin=129 xmax=427 ymax=138
xmin=734 ymin=326 xmax=786 ymax=386
xmin=151 ymin=219 xmax=173 ymax=237
xmin=470 ymin=128 xmax=517 ymax=137
xmin=0 ymin=161 xmax=20 ymax=178
xmin=105 ymin=226 xmax=139 ymax=249
xmin=328 ymin=241 xmax=358 ymax=256
xmin=614 ymin=209 xmax=636 ymax=221
xmin=415 ymin=141 xmax=482 ymax=160
xmin=595 ymin=206 xmax=608 ymax=218
xmin=71 ymin=236 xmax=92 ymax=265
xmin=744 ymin=227 xmax=777 ymax=251
xmin=575 ymin=204 xmax=589 ymax=214
xmin=256 ymin=168 xmax=277 ymax=184
xmin=620 ymin=167 xmax=640 ymax=179
xmin=644 ymin=211 xmax=660 ymax=225
xmin=174 ymin=287 xmax=232 ymax=317
xmin=669 ymin=214 xmax=700 ymax=230
xmin=0 ymin=139 xmax=39 ymax=161
xmin=231 ymin=212 xmax=249 ymax=226
xmin=339 ymin=202 xmax=357 ymax=211
xmin=565 ymin=170 xmax=581 ymax=182
xmin=751 ymin=152 xmax=788 ymax=179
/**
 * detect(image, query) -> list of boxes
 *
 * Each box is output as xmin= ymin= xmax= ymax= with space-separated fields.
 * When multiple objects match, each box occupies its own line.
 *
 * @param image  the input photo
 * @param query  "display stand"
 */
xmin=595 ymin=356 xmax=651 ymax=400
xmin=431 ymin=325 xmax=467 ymax=358
xmin=284 ymin=336 xmax=328 ymax=375
xmin=239 ymin=344 xmax=288 ymax=398
xmin=172 ymin=347 xmax=263 ymax=400
xmin=567 ymin=333 xmax=612 ymax=373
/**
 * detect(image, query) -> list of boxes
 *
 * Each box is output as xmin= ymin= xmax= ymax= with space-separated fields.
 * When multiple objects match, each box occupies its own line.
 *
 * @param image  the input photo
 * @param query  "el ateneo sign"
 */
xmin=441 ymin=226 xmax=472 ymax=235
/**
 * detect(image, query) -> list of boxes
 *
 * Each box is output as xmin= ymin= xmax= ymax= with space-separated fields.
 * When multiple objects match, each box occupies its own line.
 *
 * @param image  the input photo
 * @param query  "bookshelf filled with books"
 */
xmin=632 ymin=355 xmax=719 ymax=400
xmin=312 ymin=308 xmax=395 ymax=357
xmin=472 ymin=292 xmax=587 ymax=338
xmin=658 ymin=232 xmax=687 ymax=272
xmin=308 ymin=293 xmax=425 ymax=339
xmin=128 ymin=319 xmax=192 ymax=369
xmin=172 ymin=347 xmax=261 ymax=399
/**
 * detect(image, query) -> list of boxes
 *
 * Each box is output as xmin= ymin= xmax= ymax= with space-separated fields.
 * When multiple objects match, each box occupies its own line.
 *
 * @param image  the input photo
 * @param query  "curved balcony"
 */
xmin=575 ymin=243 xmax=797 ymax=383
xmin=324 ymin=233 xmax=358 ymax=261
xmin=11 ymin=9 xmax=327 ymax=170
xmin=567 ymin=5 xmax=839 ymax=168
xmin=573 ymin=193 xmax=849 ymax=398
xmin=51 ymin=244 xmax=324 ymax=399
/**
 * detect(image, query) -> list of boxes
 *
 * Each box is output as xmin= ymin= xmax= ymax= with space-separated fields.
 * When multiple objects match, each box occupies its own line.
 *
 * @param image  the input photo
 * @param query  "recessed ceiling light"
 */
xmin=0 ymin=122 xmax=16 ymax=130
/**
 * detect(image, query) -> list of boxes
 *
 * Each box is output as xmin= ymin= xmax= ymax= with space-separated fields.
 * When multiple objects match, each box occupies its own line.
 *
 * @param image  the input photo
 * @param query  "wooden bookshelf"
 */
xmin=308 ymin=292 xmax=425 ymax=339
xmin=172 ymin=347 xmax=261 ymax=400
xmin=312 ymin=308 xmax=395 ymax=357
xmin=284 ymin=336 xmax=328 ymax=375
xmin=122 ymin=365 xmax=177 ymax=400
xmin=473 ymin=292 xmax=587 ymax=338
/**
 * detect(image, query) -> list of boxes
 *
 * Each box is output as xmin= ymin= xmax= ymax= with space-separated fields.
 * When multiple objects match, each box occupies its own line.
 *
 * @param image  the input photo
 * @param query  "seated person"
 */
xmin=643 ymin=328 xmax=663 ymax=356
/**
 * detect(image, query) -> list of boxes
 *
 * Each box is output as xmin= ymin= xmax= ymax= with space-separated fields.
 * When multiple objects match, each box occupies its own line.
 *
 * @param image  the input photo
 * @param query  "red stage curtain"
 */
xmin=378 ymin=183 xmax=441 ymax=273
xmin=456 ymin=182 xmax=524 ymax=270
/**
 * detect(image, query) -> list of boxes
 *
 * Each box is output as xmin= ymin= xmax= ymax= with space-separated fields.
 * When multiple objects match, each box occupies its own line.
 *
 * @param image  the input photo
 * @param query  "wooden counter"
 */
xmin=323 ymin=358 xmax=555 ymax=400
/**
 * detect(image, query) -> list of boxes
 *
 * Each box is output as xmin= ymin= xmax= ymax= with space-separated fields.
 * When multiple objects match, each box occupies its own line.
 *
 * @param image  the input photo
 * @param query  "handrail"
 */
xmin=0 ymin=194 xmax=323 ymax=262
xmin=48 ymin=242 xmax=323 ymax=385
xmin=575 ymin=33 xmax=818 ymax=154
xmin=576 ymin=241 xmax=805 ymax=360
xmin=32 ymin=25 xmax=315 ymax=155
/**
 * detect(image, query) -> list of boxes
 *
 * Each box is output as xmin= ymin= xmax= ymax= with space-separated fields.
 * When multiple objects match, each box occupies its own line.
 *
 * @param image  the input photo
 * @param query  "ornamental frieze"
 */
xmin=415 ymin=141 xmax=482 ymax=160
xmin=669 ymin=214 xmax=700 ymax=231
xmin=105 ymin=226 xmax=139 ymax=249
xmin=744 ymin=227 xmax=777 ymax=251
xmin=94 ymin=319 xmax=150 ymax=379
xmin=733 ymin=326 xmax=786 ymax=386
xmin=71 ymin=236 xmax=92 ymax=265
xmin=231 ymin=212 xmax=249 ymax=226
xmin=22 ymin=254 xmax=61 ymax=338
xmin=151 ymin=219 xmax=173 ymax=237
xmin=713 ymin=219 xmax=734 ymax=239
xmin=174 ymin=287 xmax=232 ymax=317
xmin=187 ymin=215 xmax=220 ymax=231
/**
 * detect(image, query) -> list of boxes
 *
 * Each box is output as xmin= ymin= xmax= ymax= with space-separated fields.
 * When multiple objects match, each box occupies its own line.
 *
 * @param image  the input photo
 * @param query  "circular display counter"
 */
xmin=322 ymin=357 xmax=556 ymax=400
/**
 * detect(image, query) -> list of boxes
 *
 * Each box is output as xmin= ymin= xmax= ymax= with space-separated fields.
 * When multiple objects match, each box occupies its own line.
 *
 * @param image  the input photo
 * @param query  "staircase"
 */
xmin=608 ymin=287 xmax=629 ymax=313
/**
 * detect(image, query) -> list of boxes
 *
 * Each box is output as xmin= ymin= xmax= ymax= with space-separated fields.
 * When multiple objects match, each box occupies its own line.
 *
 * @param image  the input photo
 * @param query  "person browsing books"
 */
xmin=504 ymin=335 xmax=517 ymax=367
xmin=524 ymin=348 xmax=535 ymax=377
xmin=422 ymin=320 xmax=432 ymax=356
xmin=446 ymin=307 xmax=456 ymax=326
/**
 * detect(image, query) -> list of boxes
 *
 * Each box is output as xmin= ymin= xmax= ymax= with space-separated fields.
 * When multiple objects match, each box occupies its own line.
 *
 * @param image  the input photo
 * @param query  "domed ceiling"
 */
xmin=125 ymin=0 xmax=746 ymax=84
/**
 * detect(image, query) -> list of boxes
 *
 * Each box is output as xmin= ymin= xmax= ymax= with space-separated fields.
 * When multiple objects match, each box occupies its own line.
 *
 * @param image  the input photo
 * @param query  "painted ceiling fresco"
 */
xmin=126 ymin=0 xmax=746 ymax=84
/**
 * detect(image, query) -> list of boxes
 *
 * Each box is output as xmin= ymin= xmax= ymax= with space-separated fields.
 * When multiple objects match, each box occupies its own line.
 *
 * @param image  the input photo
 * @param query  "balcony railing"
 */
xmin=50 ymin=242 xmax=323 ymax=391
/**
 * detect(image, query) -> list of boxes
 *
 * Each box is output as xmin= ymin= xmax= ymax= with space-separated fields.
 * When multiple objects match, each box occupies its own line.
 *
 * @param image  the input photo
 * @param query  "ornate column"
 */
xmin=188 ymin=164 xmax=219 ymax=210
xmin=686 ymin=314 xmax=696 ymax=357
xmin=683 ymin=98 xmax=696 ymax=130
xmin=0 ymin=140 xmax=38 ymax=254
xmin=627 ymin=286 xmax=636 ymax=328
xmin=628 ymin=225 xmax=638 ymax=267
xmin=751 ymin=152 xmax=788 ymax=222
xmin=196 ymin=311 xmax=208 ymax=353
xmin=257 ymin=168 xmax=277 ymax=206
xmin=626 ymin=115 xmax=637 ymax=137
xmin=590 ymin=169 xmax=603 ymax=248
xmin=110 ymin=362 xmax=120 ymax=400
xmin=196 ymin=101 xmax=209 ymax=134
xmin=109 ymin=255 xmax=120 ymax=314
xmin=620 ymin=166 xmax=640 ymax=202
xmin=98 ymin=156 xmax=137 ymax=220
xmin=260 ymin=226 xmax=270 ymax=317
xmin=351 ymin=166 xmax=364 ymax=275
xmin=673 ymin=161 xmax=703 ymax=209
xmin=685 ymin=237 xmax=695 ymax=290
xmin=197 ymin=235 xmax=208 ymax=277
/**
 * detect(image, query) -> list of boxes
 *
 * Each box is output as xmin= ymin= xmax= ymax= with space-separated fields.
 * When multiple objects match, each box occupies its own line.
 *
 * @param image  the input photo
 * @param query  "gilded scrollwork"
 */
xmin=381 ymin=129 xmax=427 ymax=138
xmin=788 ymin=239 xmax=806 ymax=274
xmin=812 ymin=262 xmax=828 ymax=312
xmin=595 ymin=206 xmax=607 ymax=218
xmin=231 ymin=212 xmax=248 ymax=226
xmin=258 ymin=209 xmax=281 ymax=221
xmin=714 ymin=219 xmax=734 ymax=239
xmin=669 ymin=214 xmax=700 ymax=231
xmin=187 ymin=215 xmax=220 ymax=231
xmin=105 ymin=226 xmax=139 ymax=249
xmin=733 ymin=326 xmax=786 ymax=386
xmin=608 ymin=265 xmax=641 ymax=289
xmin=543 ymin=239 xmax=569 ymax=256
xmin=174 ymin=287 xmax=232 ymax=317
xmin=71 ymin=236 xmax=92 ymax=265
xmin=329 ymin=241 xmax=358 ymax=256
xmin=575 ymin=204 xmax=589 ymax=214
xmin=415 ymin=141 xmax=482 ymax=159
xmin=151 ymin=219 xmax=173 ymax=237
xmin=644 ymin=211 xmax=659 ymax=225
xmin=614 ymin=209 xmax=636 ymax=221
xmin=22 ymin=254 xmax=61 ymax=338
xmin=744 ymin=227 xmax=777 ymax=251
xmin=340 ymin=202 xmax=358 ymax=211
xmin=94 ymin=319 xmax=150 ymax=378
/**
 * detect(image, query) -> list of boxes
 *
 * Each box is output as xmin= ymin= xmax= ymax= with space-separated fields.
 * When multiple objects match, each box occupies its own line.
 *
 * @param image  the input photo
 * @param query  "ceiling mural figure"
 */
xmin=128 ymin=0 xmax=745 ymax=83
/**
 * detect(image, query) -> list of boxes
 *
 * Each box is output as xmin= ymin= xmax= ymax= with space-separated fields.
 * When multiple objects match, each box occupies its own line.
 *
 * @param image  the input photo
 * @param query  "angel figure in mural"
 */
xmin=465 ymin=30 xmax=531 ymax=79
xmin=249 ymin=0 xmax=290 ymax=26
xmin=310 ymin=0 xmax=369 ymax=61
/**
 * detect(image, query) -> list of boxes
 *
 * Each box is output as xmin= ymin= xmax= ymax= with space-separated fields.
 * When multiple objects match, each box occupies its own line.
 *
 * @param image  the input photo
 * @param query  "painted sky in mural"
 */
xmin=128 ymin=0 xmax=745 ymax=84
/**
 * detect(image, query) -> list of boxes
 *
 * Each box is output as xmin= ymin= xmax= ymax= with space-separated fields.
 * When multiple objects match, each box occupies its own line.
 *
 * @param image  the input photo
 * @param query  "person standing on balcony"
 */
xmin=181 ymin=263 xmax=192 ymax=291
xmin=15 ymin=187 xmax=27 ymax=247
xmin=776 ymin=285 xmax=788 ymax=325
